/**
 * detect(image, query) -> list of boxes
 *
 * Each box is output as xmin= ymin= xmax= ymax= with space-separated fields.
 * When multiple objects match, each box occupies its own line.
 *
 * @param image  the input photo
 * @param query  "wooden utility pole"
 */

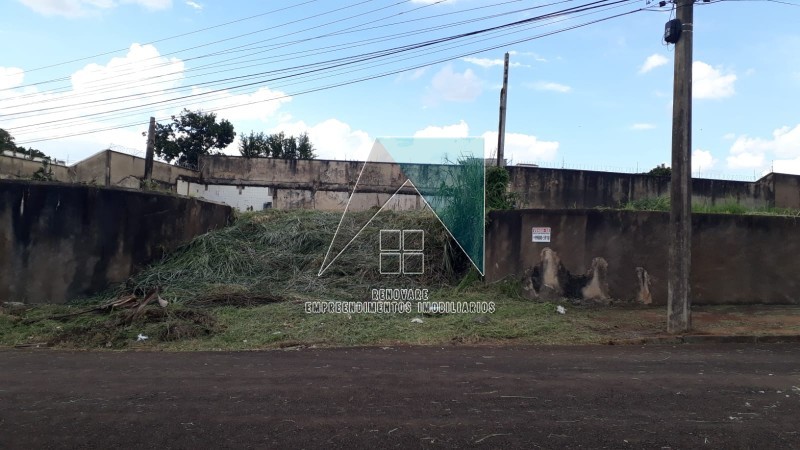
xmin=143 ymin=116 xmax=155 ymax=182
xmin=496 ymin=52 xmax=510 ymax=167
xmin=668 ymin=0 xmax=694 ymax=333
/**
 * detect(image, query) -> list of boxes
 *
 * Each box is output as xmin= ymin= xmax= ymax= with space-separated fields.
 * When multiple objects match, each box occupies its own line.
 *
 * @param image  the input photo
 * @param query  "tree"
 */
xmin=648 ymin=164 xmax=671 ymax=177
xmin=155 ymin=109 xmax=235 ymax=167
xmin=0 ymin=128 xmax=50 ymax=160
xmin=0 ymin=128 xmax=14 ymax=150
xmin=238 ymin=131 xmax=317 ymax=159
xmin=296 ymin=132 xmax=316 ymax=159
xmin=239 ymin=131 xmax=268 ymax=158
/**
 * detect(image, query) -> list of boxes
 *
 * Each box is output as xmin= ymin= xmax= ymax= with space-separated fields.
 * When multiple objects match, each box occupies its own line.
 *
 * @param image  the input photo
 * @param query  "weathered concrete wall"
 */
xmin=200 ymin=156 xmax=800 ymax=210
xmin=198 ymin=156 xmax=440 ymax=211
xmin=773 ymin=173 xmax=800 ymax=210
xmin=1 ymin=150 xmax=198 ymax=191
xmin=0 ymin=154 xmax=72 ymax=182
xmin=72 ymin=150 xmax=197 ymax=190
xmin=199 ymin=156 xmax=405 ymax=193
xmin=486 ymin=209 xmax=800 ymax=305
xmin=506 ymin=167 xmax=776 ymax=209
xmin=0 ymin=180 xmax=233 ymax=304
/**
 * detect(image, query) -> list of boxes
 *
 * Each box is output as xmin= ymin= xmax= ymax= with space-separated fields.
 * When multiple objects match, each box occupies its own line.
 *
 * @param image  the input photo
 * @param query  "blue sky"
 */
xmin=1 ymin=0 xmax=798 ymax=179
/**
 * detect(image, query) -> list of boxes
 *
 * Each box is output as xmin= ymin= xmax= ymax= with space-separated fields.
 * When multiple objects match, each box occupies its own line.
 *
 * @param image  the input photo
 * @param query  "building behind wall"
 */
xmin=177 ymin=179 xmax=273 ymax=211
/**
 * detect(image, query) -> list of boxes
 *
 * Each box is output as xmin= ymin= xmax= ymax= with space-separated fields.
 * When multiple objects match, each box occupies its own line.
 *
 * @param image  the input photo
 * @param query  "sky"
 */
xmin=0 ymin=0 xmax=798 ymax=180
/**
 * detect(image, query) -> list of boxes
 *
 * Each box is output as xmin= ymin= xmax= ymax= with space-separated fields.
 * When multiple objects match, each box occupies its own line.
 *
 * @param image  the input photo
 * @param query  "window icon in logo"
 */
xmin=379 ymin=229 xmax=424 ymax=275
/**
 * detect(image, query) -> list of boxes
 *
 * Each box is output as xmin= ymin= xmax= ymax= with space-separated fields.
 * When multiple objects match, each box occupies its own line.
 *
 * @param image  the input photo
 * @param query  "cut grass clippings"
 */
xmin=0 ymin=286 xmax=622 ymax=350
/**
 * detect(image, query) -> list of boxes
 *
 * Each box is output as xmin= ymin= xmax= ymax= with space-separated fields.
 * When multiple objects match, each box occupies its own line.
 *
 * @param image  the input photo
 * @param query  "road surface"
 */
xmin=2 ymin=344 xmax=799 ymax=449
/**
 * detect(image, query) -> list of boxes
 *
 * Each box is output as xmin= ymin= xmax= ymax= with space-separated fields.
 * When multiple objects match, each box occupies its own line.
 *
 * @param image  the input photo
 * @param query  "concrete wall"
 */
xmin=506 ymin=166 xmax=776 ymax=209
xmin=1 ymin=150 xmax=198 ymax=191
xmin=71 ymin=150 xmax=197 ymax=190
xmin=0 ymin=154 xmax=72 ymax=182
xmin=772 ymin=173 xmax=800 ymax=210
xmin=199 ymin=156 xmax=404 ymax=192
xmin=486 ymin=208 xmax=800 ymax=305
xmin=196 ymin=156 xmax=428 ymax=211
xmin=199 ymin=156 xmax=800 ymax=210
xmin=0 ymin=180 xmax=233 ymax=304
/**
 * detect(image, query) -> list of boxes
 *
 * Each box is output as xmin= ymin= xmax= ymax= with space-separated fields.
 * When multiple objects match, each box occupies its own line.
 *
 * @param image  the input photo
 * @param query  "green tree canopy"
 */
xmin=0 ymin=128 xmax=14 ymax=150
xmin=0 ymin=128 xmax=50 ymax=160
xmin=239 ymin=131 xmax=316 ymax=159
xmin=155 ymin=109 xmax=235 ymax=168
xmin=648 ymin=164 xmax=671 ymax=177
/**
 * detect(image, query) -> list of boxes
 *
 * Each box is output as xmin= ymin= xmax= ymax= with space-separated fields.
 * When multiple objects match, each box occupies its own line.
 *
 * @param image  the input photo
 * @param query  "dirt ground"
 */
xmin=2 ymin=344 xmax=799 ymax=449
xmin=586 ymin=305 xmax=800 ymax=341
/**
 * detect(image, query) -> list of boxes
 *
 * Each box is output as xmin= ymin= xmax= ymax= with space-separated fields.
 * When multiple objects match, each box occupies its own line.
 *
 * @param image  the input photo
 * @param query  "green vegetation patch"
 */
xmin=619 ymin=196 xmax=800 ymax=216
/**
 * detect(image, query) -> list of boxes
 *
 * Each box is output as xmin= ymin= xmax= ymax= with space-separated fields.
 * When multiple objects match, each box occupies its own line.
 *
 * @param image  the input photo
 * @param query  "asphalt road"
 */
xmin=2 ymin=344 xmax=799 ymax=449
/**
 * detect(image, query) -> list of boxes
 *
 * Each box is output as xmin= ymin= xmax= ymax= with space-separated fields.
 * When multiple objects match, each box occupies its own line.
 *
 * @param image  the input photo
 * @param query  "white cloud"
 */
xmin=773 ymin=158 xmax=800 ymax=175
xmin=692 ymin=149 xmax=717 ymax=173
xmin=0 ymin=67 xmax=24 ymax=90
xmin=461 ymin=57 xmax=524 ymax=69
xmin=729 ymin=125 xmax=800 ymax=159
xmin=183 ymin=86 xmax=291 ymax=124
xmin=725 ymin=124 xmax=800 ymax=171
xmin=693 ymin=61 xmax=736 ymax=99
xmin=17 ymin=0 xmax=170 ymax=17
xmin=526 ymin=81 xmax=571 ymax=93
xmin=412 ymin=121 xmax=559 ymax=163
xmin=70 ymin=43 xmax=184 ymax=93
xmin=630 ymin=123 xmax=655 ymax=130
xmin=413 ymin=120 xmax=469 ymax=138
xmin=509 ymin=50 xmax=547 ymax=62
xmin=272 ymin=119 xmax=372 ymax=161
xmin=727 ymin=152 xmax=764 ymax=169
xmin=426 ymin=65 xmax=482 ymax=104
xmin=185 ymin=0 xmax=201 ymax=9
xmin=723 ymin=133 xmax=736 ymax=140
xmin=396 ymin=67 xmax=427 ymax=82
xmin=0 ymin=43 xmax=290 ymax=162
xmin=482 ymin=131 xmax=559 ymax=163
xmin=639 ymin=54 xmax=669 ymax=74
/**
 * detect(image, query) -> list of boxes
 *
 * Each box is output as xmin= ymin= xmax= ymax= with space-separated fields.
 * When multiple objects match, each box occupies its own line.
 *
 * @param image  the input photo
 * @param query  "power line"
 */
xmin=0 ymin=0 xmax=323 ymax=78
xmin=1 ymin=0 xmax=387 ymax=91
xmin=11 ymin=1 xmax=637 ymax=136
xmin=0 ymin=0 xmax=540 ymax=112
xmin=6 ymin=0 xmax=635 ymax=132
xmin=15 ymin=7 xmax=643 ymax=145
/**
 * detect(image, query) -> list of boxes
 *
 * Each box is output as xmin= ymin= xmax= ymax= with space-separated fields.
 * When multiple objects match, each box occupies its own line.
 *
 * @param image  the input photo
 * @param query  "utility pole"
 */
xmin=496 ymin=52 xmax=510 ymax=167
xmin=143 ymin=116 xmax=155 ymax=183
xmin=668 ymin=0 xmax=693 ymax=333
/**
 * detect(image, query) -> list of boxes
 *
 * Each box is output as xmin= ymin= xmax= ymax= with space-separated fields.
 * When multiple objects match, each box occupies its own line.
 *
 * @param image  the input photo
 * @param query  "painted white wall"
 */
xmin=177 ymin=180 xmax=273 ymax=211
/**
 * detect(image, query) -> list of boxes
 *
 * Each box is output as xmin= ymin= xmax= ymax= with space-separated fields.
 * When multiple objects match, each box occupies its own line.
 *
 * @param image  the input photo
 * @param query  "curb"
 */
xmin=608 ymin=334 xmax=800 ymax=345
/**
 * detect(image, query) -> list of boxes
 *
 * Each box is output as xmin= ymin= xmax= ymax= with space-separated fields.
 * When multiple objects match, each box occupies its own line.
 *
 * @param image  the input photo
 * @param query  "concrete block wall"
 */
xmin=486 ymin=208 xmax=800 ymax=305
xmin=0 ymin=180 xmax=233 ymax=304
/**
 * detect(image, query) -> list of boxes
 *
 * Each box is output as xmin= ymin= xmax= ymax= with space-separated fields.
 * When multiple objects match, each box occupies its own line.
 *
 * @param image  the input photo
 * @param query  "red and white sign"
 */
xmin=532 ymin=227 xmax=551 ymax=243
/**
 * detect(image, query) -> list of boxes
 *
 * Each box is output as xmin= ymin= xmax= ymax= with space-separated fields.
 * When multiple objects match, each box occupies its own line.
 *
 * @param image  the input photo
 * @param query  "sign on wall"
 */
xmin=532 ymin=227 xmax=551 ymax=243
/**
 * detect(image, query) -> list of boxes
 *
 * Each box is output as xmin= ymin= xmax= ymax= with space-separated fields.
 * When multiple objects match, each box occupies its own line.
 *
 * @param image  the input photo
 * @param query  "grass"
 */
xmin=620 ymin=196 xmax=800 ymax=216
xmin=0 ymin=284 xmax=622 ymax=350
